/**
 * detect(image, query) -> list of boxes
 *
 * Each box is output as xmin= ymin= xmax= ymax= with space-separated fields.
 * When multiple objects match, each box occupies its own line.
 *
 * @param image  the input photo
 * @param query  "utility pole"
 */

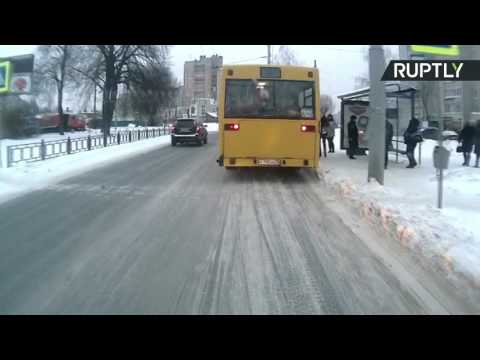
xmin=0 ymin=96 xmax=6 ymax=168
xmin=367 ymin=45 xmax=386 ymax=185
xmin=461 ymin=45 xmax=476 ymax=128
xmin=267 ymin=45 xmax=272 ymax=65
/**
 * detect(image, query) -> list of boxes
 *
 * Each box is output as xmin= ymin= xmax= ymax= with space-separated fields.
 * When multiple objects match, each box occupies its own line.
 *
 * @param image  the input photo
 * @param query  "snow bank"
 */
xmin=0 ymin=135 xmax=171 ymax=205
xmin=203 ymin=122 xmax=219 ymax=132
xmin=319 ymin=129 xmax=480 ymax=287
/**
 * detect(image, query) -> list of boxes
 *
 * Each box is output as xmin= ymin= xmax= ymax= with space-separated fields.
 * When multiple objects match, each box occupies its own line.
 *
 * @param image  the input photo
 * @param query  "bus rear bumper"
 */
xmin=221 ymin=157 xmax=317 ymax=168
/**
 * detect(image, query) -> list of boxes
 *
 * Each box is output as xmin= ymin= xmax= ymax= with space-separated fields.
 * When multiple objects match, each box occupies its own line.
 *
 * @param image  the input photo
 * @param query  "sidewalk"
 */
xmin=0 ymin=134 xmax=171 ymax=205
xmin=319 ymin=129 xmax=480 ymax=287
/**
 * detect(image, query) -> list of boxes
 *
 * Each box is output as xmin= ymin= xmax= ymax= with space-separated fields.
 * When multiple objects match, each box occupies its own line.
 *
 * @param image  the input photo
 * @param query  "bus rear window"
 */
xmin=225 ymin=79 xmax=315 ymax=119
xmin=176 ymin=120 xmax=195 ymax=128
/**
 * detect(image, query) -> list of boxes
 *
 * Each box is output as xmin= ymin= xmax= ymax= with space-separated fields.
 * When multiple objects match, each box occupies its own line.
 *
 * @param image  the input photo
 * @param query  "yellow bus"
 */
xmin=216 ymin=64 xmax=320 ymax=169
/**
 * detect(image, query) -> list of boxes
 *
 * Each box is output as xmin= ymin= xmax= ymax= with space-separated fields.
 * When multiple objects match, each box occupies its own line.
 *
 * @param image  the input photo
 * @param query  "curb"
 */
xmin=319 ymin=169 xmax=480 ymax=289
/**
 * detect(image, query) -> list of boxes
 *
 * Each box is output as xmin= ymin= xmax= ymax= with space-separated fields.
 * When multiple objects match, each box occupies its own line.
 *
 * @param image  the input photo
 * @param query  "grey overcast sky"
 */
xmin=0 ymin=45 xmax=399 ymax=107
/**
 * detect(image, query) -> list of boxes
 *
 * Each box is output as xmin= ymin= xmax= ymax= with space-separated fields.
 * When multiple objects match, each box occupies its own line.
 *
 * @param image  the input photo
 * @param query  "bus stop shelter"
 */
xmin=337 ymin=82 xmax=418 ymax=163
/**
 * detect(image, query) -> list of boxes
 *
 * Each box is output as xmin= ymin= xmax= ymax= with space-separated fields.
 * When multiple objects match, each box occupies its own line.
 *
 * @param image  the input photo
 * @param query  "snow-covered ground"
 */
xmin=320 ymin=129 xmax=480 ymax=286
xmin=0 ymin=134 xmax=171 ymax=205
xmin=0 ymin=126 xmax=168 ymax=168
xmin=203 ymin=122 xmax=219 ymax=132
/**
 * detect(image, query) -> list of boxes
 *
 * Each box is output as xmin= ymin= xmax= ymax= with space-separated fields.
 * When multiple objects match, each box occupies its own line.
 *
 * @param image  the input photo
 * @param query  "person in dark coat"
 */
xmin=347 ymin=115 xmax=359 ymax=159
xmin=474 ymin=120 xmax=480 ymax=168
xmin=326 ymin=114 xmax=336 ymax=153
xmin=320 ymin=114 xmax=328 ymax=157
xmin=385 ymin=119 xmax=394 ymax=169
xmin=459 ymin=120 xmax=476 ymax=167
xmin=403 ymin=117 xmax=421 ymax=168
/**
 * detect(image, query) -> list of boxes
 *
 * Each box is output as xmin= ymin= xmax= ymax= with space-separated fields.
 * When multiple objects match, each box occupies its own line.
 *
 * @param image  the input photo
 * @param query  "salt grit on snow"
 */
xmin=320 ymin=129 xmax=480 ymax=286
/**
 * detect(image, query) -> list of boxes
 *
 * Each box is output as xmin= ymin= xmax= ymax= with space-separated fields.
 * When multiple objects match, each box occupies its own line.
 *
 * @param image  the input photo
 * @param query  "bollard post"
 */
xmin=117 ymin=132 xmax=121 ymax=145
xmin=146 ymin=129 xmax=149 ymax=139
xmin=7 ymin=146 xmax=12 ymax=167
xmin=418 ymin=142 xmax=422 ymax=166
xmin=40 ymin=139 xmax=46 ymax=160
xmin=129 ymin=131 xmax=132 ymax=143
xmin=87 ymin=135 xmax=91 ymax=150
xmin=67 ymin=137 xmax=72 ymax=154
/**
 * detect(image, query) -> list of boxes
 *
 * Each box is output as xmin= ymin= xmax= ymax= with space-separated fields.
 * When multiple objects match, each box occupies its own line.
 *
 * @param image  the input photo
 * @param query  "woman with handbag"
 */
xmin=320 ymin=114 xmax=329 ymax=157
xmin=459 ymin=120 xmax=476 ymax=167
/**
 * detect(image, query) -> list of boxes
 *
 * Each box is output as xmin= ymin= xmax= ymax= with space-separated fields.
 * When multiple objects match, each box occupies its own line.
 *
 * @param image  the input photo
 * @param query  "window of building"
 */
xmin=194 ymin=64 xmax=205 ymax=73
xmin=444 ymin=87 xmax=462 ymax=97
xmin=444 ymin=98 xmax=462 ymax=113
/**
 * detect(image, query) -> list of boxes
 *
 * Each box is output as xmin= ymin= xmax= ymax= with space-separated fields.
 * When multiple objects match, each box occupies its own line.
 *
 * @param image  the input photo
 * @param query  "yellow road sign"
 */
xmin=0 ymin=61 xmax=12 ymax=93
xmin=411 ymin=45 xmax=460 ymax=56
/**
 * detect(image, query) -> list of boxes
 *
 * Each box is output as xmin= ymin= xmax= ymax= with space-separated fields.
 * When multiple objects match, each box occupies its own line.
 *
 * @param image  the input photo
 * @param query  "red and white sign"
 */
xmin=10 ymin=73 xmax=32 ymax=93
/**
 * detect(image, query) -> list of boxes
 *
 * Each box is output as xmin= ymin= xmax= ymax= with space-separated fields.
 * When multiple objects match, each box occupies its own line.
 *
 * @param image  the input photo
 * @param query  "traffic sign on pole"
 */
xmin=410 ymin=45 xmax=459 ymax=56
xmin=0 ymin=61 xmax=12 ymax=94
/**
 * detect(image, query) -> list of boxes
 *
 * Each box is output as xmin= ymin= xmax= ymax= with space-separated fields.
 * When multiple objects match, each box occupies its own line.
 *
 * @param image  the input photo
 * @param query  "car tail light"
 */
xmin=225 ymin=123 xmax=240 ymax=131
xmin=301 ymin=125 xmax=315 ymax=132
xmin=172 ymin=126 xmax=176 ymax=133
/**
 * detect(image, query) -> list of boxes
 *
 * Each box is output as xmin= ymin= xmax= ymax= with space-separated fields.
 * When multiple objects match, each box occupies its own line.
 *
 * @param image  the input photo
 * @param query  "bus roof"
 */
xmin=222 ymin=64 xmax=316 ymax=71
xmin=220 ymin=64 xmax=318 ymax=81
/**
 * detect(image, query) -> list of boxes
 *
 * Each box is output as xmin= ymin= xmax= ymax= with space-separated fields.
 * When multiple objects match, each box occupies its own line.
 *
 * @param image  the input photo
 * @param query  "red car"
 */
xmin=38 ymin=113 xmax=86 ymax=131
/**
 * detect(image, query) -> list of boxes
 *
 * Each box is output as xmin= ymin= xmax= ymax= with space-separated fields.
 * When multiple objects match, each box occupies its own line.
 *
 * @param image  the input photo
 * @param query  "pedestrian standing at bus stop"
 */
xmin=385 ymin=119 xmax=394 ymax=169
xmin=403 ymin=117 xmax=421 ymax=168
xmin=474 ymin=119 xmax=480 ymax=168
xmin=459 ymin=119 xmax=476 ymax=167
xmin=320 ymin=114 xmax=328 ymax=157
xmin=326 ymin=114 xmax=336 ymax=153
xmin=347 ymin=115 xmax=359 ymax=159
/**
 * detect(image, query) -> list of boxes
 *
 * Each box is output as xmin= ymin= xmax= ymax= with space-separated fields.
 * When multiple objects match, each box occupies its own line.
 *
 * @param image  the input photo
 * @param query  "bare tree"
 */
xmin=320 ymin=94 xmax=336 ymax=116
xmin=273 ymin=46 xmax=300 ymax=65
xmin=35 ymin=45 xmax=77 ymax=134
xmin=72 ymin=45 xmax=170 ymax=139
xmin=128 ymin=63 xmax=177 ymax=126
xmin=417 ymin=81 xmax=432 ymax=122
xmin=116 ymin=90 xmax=132 ymax=120
xmin=355 ymin=46 xmax=397 ymax=89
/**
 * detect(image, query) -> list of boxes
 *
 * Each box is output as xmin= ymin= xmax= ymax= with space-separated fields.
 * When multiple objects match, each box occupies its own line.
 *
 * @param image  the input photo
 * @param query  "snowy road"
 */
xmin=0 ymin=133 xmax=479 ymax=314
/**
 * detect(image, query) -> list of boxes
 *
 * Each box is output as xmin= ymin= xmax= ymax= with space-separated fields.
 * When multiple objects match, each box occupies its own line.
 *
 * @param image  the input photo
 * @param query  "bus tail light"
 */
xmin=301 ymin=125 xmax=315 ymax=132
xmin=225 ymin=123 xmax=240 ymax=131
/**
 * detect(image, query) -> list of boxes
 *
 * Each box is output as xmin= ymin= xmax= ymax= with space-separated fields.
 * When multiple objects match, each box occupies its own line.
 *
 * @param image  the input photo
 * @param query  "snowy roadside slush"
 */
xmin=0 ymin=135 xmax=171 ymax=205
xmin=318 ymin=131 xmax=480 ymax=288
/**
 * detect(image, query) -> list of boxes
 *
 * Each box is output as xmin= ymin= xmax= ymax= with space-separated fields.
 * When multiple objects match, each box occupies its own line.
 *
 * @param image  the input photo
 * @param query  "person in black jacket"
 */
xmin=404 ymin=117 xmax=421 ymax=168
xmin=347 ymin=115 xmax=359 ymax=159
xmin=459 ymin=120 xmax=476 ymax=167
xmin=474 ymin=120 xmax=480 ymax=168
xmin=385 ymin=119 xmax=394 ymax=169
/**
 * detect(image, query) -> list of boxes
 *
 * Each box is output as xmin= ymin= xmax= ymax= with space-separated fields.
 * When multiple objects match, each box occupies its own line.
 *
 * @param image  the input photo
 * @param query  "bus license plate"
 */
xmin=258 ymin=159 xmax=281 ymax=166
